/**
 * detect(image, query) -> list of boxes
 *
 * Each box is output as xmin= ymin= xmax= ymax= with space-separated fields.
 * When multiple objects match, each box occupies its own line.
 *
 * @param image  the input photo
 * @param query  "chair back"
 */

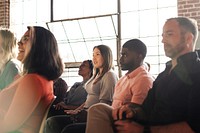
xmin=39 ymin=96 xmax=56 ymax=133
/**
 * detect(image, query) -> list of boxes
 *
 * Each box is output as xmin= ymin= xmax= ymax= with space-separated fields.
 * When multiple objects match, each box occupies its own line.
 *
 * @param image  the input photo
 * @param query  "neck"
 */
xmin=98 ymin=68 xmax=103 ymax=75
xmin=127 ymin=63 xmax=142 ymax=74
xmin=170 ymin=47 xmax=194 ymax=70
xmin=170 ymin=59 xmax=177 ymax=71
xmin=83 ymin=75 xmax=91 ymax=82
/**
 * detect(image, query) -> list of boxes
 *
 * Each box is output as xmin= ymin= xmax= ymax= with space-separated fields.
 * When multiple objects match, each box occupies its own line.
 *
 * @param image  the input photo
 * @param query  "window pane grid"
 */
xmin=10 ymin=0 xmax=177 ymax=85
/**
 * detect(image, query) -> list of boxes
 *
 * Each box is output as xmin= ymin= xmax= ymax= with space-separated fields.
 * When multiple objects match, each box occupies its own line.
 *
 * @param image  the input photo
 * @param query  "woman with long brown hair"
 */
xmin=45 ymin=44 xmax=118 ymax=133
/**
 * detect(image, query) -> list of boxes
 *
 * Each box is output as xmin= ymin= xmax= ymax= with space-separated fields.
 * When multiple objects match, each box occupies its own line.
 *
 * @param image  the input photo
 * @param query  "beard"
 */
xmin=164 ymin=37 xmax=186 ymax=59
xmin=120 ymin=63 xmax=134 ymax=71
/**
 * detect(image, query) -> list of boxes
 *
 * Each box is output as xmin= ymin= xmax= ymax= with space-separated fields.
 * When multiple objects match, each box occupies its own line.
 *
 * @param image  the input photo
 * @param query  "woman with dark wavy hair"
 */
xmin=0 ymin=26 xmax=63 ymax=133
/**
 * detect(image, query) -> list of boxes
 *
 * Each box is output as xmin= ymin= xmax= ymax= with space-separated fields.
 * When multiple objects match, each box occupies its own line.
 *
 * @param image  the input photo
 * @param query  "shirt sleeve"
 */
xmin=131 ymin=73 xmax=154 ymax=104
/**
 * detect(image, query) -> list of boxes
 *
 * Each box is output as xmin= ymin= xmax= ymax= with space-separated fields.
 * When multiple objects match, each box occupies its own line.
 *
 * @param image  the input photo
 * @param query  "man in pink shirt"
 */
xmin=61 ymin=39 xmax=154 ymax=133
xmin=85 ymin=39 xmax=154 ymax=133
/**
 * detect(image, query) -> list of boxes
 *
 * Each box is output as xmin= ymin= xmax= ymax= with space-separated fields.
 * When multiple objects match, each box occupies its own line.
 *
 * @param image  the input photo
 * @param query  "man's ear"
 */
xmin=186 ymin=32 xmax=193 ymax=44
xmin=138 ymin=54 xmax=143 ymax=60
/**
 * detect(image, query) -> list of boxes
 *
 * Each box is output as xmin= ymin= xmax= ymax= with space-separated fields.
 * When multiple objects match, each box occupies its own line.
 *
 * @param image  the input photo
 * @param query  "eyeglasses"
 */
xmin=18 ymin=35 xmax=29 ymax=45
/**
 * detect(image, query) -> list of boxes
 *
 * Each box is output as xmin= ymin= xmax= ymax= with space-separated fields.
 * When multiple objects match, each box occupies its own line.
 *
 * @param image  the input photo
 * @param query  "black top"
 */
xmin=142 ymin=50 xmax=200 ymax=132
xmin=64 ymin=82 xmax=87 ymax=106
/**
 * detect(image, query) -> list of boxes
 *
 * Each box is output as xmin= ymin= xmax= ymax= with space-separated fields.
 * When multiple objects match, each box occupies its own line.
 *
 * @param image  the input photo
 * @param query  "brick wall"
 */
xmin=178 ymin=0 xmax=200 ymax=30
xmin=0 ymin=1 xmax=199 ymax=37
xmin=0 ymin=1 xmax=198 ymax=30
xmin=178 ymin=0 xmax=200 ymax=48
xmin=0 ymin=0 xmax=10 ymax=28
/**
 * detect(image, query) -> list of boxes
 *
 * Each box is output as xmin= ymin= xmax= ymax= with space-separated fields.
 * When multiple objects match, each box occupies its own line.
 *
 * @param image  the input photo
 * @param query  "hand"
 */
xmin=114 ymin=120 xmax=144 ymax=133
xmin=64 ymin=109 xmax=81 ymax=115
xmin=54 ymin=102 xmax=65 ymax=110
xmin=112 ymin=104 xmax=135 ymax=121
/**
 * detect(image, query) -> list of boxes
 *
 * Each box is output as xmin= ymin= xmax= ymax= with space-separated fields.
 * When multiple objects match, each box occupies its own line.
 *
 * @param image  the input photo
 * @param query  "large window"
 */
xmin=10 ymin=0 xmax=177 ymax=86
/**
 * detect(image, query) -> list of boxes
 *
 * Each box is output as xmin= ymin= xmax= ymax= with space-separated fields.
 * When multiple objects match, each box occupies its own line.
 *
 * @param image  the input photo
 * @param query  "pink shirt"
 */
xmin=112 ymin=65 xmax=154 ymax=109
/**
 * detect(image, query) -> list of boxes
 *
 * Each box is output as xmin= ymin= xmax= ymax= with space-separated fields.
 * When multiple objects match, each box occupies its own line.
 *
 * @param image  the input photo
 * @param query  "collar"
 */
xmin=125 ymin=64 xmax=148 ymax=79
xmin=166 ymin=50 xmax=200 ymax=72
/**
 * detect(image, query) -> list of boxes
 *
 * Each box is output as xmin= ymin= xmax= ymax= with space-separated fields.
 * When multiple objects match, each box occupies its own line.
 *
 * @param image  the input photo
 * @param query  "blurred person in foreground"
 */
xmin=17 ymin=32 xmax=68 ymax=107
xmin=0 ymin=27 xmax=21 ymax=90
xmin=0 ymin=26 xmax=63 ymax=133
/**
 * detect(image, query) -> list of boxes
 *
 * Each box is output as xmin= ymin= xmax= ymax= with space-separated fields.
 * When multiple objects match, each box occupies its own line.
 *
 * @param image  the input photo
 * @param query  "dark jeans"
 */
xmin=47 ymin=106 xmax=66 ymax=118
xmin=44 ymin=110 xmax=87 ymax=133
xmin=61 ymin=123 xmax=86 ymax=133
xmin=44 ymin=115 xmax=73 ymax=133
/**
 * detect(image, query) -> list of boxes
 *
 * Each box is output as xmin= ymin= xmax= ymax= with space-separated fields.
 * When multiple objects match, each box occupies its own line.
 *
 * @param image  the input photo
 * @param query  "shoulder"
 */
xmin=2 ymin=60 xmax=21 ymax=78
xmin=73 ymin=82 xmax=82 ymax=85
xmin=104 ymin=69 xmax=118 ymax=79
xmin=24 ymin=73 xmax=46 ymax=79
xmin=139 ymin=65 xmax=154 ymax=77
xmin=131 ymin=66 xmax=155 ymax=83
xmin=54 ymin=78 xmax=68 ymax=87
xmin=6 ymin=59 xmax=21 ymax=72
xmin=138 ymin=72 xmax=154 ymax=84
xmin=101 ymin=69 xmax=118 ymax=83
xmin=19 ymin=74 xmax=53 ymax=95
xmin=22 ymin=74 xmax=49 ymax=85
xmin=7 ymin=59 xmax=21 ymax=68
xmin=71 ymin=82 xmax=82 ymax=88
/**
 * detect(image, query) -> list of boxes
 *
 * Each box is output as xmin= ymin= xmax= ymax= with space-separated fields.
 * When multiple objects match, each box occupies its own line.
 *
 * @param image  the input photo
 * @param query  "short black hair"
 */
xmin=123 ymin=39 xmax=147 ymax=59
xmin=87 ymin=59 xmax=93 ymax=78
xmin=87 ymin=59 xmax=93 ymax=71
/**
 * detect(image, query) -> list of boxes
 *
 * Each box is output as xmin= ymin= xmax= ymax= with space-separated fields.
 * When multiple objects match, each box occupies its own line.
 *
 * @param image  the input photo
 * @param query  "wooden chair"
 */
xmin=39 ymin=97 xmax=56 ymax=133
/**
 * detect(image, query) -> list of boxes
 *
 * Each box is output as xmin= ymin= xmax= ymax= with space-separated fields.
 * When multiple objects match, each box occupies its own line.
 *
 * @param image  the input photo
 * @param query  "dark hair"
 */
xmin=123 ymin=39 xmax=147 ymax=59
xmin=93 ymin=45 xmax=113 ymax=84
xmin=87 ymin=59 xmax=93 ymax=78
xmin=53 ymin=78 xmax=68 ymax=104
xmin=23 ymin=26 xmax=63 ymax=80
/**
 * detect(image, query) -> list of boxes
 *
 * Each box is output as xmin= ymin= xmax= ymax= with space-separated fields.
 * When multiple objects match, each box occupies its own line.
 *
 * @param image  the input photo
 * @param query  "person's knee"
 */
xmin=44 ymin=117 xmax=53 ymax=133
xmin=88 ymin=103 xmax=112 ymax=117
xmin=88 ymin=103 xmax=107 ymax=113
xmin=46 ymin=117 xmax=58 ymax=128
xmin=46 ymin=117 xmax=53 ymax=124
xmin=44 ymin=116 xmax=62 ymax=133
